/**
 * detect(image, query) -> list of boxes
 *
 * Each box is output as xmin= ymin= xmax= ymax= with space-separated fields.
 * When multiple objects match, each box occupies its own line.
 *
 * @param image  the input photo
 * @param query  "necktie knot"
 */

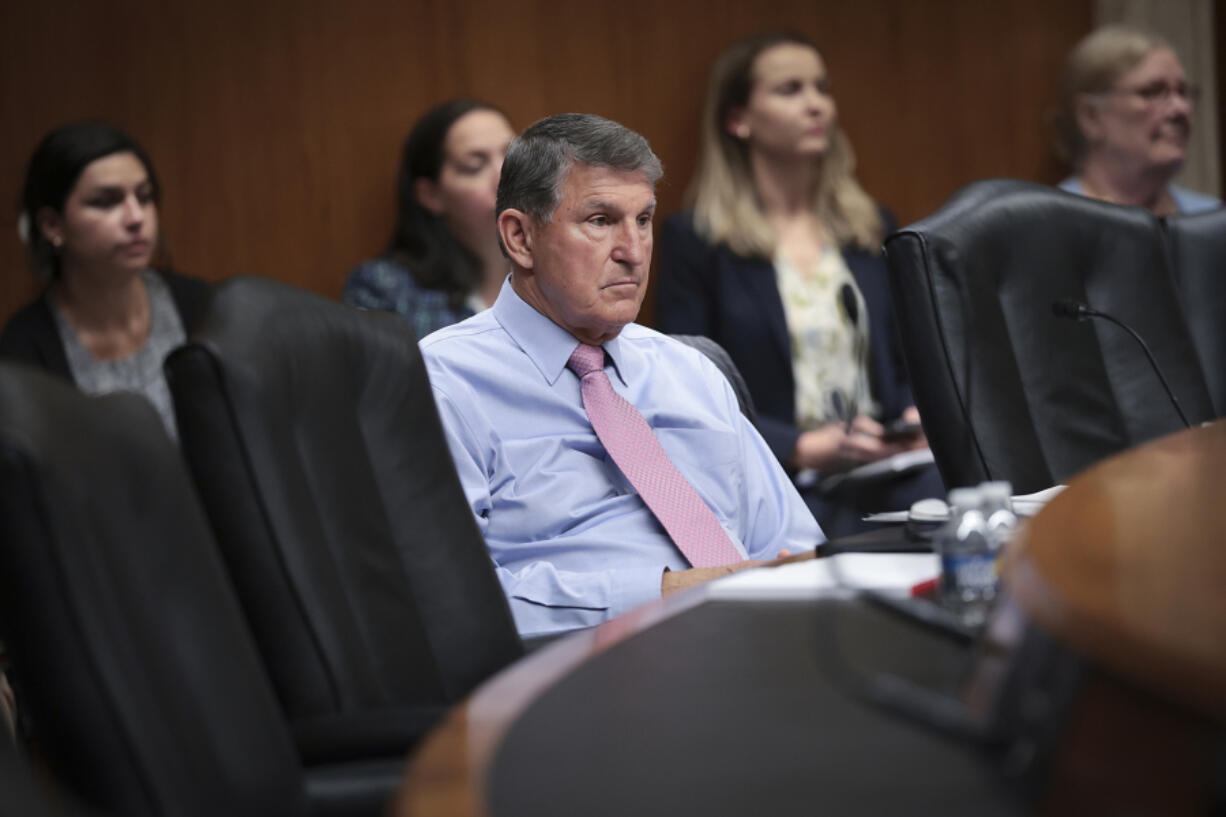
xmin=567 ymin=343 xmax=605 ymax=379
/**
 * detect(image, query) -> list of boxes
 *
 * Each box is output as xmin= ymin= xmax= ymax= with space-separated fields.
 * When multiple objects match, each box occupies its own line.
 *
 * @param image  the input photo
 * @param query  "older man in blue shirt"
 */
xmin=421 ymin=114 xmax=822 ymax=637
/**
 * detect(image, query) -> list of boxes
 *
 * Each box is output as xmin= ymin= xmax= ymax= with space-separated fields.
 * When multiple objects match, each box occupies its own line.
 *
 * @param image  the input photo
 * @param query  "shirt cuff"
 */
xmin=608 ymin=565 xmax=670 ymax=619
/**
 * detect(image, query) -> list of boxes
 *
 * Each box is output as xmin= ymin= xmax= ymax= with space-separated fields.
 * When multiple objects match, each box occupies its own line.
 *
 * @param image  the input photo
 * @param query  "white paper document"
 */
xmin=862 ymin=484 xmax=1068 ymax=524
xmin=706 ymin=553 xmax=940 ymax=602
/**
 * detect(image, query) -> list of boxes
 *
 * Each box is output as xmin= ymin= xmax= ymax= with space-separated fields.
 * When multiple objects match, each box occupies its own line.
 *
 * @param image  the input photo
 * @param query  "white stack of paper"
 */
xmin=862 ymin=484 xmax=1067 ymax=524
xmin=707 ymin=553 xmax=940 ymax=602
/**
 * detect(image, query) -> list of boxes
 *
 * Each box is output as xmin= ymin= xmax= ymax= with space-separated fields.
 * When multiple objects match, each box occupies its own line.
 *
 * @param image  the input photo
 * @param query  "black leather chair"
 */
xmin=670 ymin=333 xmax=758 ymax=427
xmin=165 ymin=277 xmax=522 ymax=767
xmin=884 ymin=179 xmax=1214 ymax=492
xmin=1164 ymin=206 xmax=1226 ymax=417
xmin=0 ymin=363 xmax=308 ymax=817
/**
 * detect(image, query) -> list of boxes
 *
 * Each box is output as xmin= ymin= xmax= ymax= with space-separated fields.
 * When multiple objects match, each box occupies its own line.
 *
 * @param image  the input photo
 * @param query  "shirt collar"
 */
xmin=493 ymin=276 xmax=628 ymax=387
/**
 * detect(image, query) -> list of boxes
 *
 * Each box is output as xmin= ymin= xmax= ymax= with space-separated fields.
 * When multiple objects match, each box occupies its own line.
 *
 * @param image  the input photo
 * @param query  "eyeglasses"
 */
xmin=1106 ymin=80 xmax=1200 ymax=106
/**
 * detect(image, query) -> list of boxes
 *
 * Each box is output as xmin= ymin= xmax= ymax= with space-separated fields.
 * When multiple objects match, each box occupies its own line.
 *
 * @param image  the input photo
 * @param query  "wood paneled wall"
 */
xmin=0 ymin=0 xmax=1093 ymax=325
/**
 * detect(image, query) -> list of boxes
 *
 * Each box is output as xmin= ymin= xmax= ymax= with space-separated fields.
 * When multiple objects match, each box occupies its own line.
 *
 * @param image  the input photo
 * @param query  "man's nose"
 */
xmin=612 ymin=222 xmax=648 ymax=265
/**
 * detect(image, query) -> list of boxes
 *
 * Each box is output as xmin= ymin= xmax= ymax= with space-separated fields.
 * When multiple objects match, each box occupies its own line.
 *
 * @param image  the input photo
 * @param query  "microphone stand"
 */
xmin=1052 ymin=299 xmax=1192 ymax=429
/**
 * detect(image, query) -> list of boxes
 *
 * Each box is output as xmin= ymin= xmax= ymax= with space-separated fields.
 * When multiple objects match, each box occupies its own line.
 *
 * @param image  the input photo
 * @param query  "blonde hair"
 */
xmin=688 ymin=32 xmax=882 ymax=256
xmin=1052 ymin=25 xmax=1171 ymax=170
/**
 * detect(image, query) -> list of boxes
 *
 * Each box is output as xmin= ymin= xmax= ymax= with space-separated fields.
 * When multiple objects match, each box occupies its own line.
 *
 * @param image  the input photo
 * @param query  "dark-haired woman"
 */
xmin=0 ymin=121 xmax=209 ymax=439
xmin=343 ymin=99 xmax=514 ymax=338
xmin=657 ymin=33 xmax=941 ymax=536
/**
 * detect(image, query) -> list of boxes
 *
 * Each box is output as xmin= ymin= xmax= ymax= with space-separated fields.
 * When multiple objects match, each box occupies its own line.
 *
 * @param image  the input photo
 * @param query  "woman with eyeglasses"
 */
xmin=656 ymin=32 xmax=941 ymax=537
xmin=0 ymin=121 xmax=210 ymax=439
xmin=1053 ymin=25 xmax=1219 ymax=215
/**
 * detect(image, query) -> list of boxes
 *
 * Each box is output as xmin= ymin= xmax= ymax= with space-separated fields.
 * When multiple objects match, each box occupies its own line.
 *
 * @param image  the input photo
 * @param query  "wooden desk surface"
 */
xmin=397 ymin=590 xmax=710 ymax=817
xmin=1007 ymin=420 xmax=1226 ymax=721
xmin=399 ymin=422 xmax=1226 ymax=816
xmin=398 ymin=593 xmax=1019 ymax=817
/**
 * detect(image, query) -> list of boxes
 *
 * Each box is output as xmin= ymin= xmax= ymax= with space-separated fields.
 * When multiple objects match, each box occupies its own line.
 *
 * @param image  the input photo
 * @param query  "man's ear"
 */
xmin=414 ymin=177 xmax=445 ymax=216
xmin=36 ymin=206 xmax=64 ymax=249
xmin=498 ymin=209 xmax=534 ymax=270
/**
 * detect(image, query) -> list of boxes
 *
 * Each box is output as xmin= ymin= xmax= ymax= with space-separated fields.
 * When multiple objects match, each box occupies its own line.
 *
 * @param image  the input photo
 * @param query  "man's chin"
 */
xmin=601 ymin=286 xmax=644 ymax=309
xmin=593 ymin=306 xmax=642 ymax=338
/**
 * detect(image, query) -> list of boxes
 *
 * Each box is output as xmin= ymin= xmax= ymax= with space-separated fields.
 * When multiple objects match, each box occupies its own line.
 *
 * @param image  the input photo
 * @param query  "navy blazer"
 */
xmin=655 ymin=210 xmax=913 ymax=465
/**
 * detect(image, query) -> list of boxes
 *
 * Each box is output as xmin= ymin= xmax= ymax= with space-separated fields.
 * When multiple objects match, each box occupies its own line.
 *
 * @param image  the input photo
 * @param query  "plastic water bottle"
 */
xmin=980 ymin=481 xmax=1018 ymax=554
xmin=935 ymin=487 xmax=998 ymax=625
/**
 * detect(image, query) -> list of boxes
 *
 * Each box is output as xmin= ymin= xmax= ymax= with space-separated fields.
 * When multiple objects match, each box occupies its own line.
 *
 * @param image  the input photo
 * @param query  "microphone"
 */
xmin=1050 ymin=298 xmax=1088 ymax=320
xmin=1051 ymin=298 xmax=1191 ymax=429
xmin=840 ymin=282 xmax=859 ymax=328
xmin=840 ymin=283 xmax=864 ymax=431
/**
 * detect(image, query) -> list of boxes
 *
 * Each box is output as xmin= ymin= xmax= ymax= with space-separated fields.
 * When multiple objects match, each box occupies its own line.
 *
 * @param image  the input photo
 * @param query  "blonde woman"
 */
xmin=657 ymin=32 xmax=938 ymax=535
xmin=1053 ymin=25 xmax=1218 ymax=215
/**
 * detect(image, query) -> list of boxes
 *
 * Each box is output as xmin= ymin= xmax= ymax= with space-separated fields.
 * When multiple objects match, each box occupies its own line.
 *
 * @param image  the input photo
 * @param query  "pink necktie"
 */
xmin=567 ymin=343 xmax=742 ymax=568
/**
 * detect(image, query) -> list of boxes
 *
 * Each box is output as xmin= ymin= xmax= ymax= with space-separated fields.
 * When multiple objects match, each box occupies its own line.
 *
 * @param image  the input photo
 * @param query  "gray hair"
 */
xmin=496 ymin=113 xmax=663 ymax=227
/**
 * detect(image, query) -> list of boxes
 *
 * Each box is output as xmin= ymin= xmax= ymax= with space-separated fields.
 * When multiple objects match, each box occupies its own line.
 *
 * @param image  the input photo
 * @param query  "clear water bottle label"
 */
xmin=941 ymin=551 xmax=998 ymax=596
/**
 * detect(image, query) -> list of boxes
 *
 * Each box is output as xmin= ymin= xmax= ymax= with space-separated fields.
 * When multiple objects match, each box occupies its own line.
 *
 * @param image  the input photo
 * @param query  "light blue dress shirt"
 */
xmin=421 ymin=278 xmax=823 ymax=637
xmin=1059 ymin=177 xmax=1221 ymax=214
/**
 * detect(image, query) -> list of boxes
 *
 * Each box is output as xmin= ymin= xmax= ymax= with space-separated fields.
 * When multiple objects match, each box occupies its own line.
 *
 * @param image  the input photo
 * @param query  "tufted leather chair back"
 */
xmin=166 ymin=277 xmax=522 ymax=763
xmin=0 ymin=363 xmax=306 ymax=817
xmin=884 ymin=179 xmax=1214 ymax=492
xmin=1163 ymin=207 xmax=1226 ymax=417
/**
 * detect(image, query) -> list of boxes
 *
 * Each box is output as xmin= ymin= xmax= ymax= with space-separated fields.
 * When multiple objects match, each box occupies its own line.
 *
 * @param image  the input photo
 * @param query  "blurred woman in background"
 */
xmin=656 ymin=32 xmax=939 ymax=536
xmin=0 ymin=121 xmax=210 ymax=439
xmin=343 ymin=98 xmax=515 ymax=339
xmin=1053 ymin=25 xmax=1219 ymax=215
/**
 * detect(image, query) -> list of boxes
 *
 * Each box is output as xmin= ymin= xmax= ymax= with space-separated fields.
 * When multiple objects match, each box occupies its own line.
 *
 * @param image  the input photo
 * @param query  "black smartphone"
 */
xmin=882 ymin=418 xmax=923 ymax=443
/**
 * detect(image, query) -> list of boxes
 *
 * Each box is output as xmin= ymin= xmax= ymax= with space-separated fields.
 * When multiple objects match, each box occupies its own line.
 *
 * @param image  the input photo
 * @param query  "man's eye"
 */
xmin=589 ymin=215 xmax=608 ymax=227
xmin=637 ymin=214 xmax=652 ymax=227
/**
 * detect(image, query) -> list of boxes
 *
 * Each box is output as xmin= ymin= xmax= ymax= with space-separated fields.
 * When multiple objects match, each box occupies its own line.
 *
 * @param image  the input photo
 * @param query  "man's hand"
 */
xmin=768 ymin=549 xmax=817 ymax=566
xmin=660 ymin=549 xmax=817 ymax=596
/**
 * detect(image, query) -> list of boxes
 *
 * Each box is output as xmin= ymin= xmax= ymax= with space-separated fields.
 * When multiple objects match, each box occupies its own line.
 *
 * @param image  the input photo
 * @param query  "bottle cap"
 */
xmin=980 ymin=480 xmax=1010 ymax=505
xmin=981 ymin=480 xmax=1012 ymax=499
xmin=947 ymin=486 xmax=981 ymax=511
